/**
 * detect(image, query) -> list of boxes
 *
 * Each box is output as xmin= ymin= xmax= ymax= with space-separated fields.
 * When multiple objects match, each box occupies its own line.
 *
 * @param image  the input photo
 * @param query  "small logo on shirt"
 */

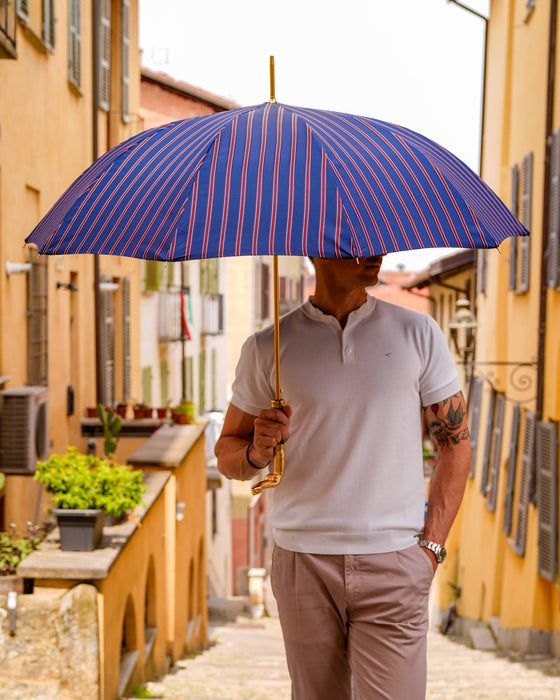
xmin=385 ymin=352 xmax=392 ymax=358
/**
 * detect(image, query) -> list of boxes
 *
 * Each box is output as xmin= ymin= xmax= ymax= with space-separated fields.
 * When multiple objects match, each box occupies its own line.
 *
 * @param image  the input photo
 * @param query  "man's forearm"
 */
xmin=423 ymin=441 xmax=471 ymax=544
xmin=216 ymin=435 xmax=268 ymax=481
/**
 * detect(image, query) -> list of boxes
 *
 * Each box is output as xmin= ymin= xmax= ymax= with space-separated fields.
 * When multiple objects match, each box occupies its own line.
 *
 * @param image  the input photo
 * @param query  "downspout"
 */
xmin=536 ymin=0 xmax=557 ymax=421
xmin=92 ymin=0 xmax=103 ymax=404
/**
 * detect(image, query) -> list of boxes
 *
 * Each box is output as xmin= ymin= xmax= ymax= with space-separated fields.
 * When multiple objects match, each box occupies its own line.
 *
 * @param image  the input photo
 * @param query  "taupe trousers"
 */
xmin=271 ymin=543 xmax=434 ymax=700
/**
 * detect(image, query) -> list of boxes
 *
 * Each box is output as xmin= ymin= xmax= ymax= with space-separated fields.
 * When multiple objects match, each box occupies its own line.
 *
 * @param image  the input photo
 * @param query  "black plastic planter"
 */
xmin=53 ymin=509 xmax=105 ymax=551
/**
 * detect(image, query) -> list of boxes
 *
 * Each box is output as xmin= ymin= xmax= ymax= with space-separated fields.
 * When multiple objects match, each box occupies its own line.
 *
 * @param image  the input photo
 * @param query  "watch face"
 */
xmin=437 ymin=546 xmax=447 ymax=563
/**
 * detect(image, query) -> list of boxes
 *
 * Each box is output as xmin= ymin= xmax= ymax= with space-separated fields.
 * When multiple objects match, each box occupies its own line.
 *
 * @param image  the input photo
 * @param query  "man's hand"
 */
xmin=252 ymin=406 xmax=292 ymax=465
xmin=420 ymin=546 xmax=438 ymax=574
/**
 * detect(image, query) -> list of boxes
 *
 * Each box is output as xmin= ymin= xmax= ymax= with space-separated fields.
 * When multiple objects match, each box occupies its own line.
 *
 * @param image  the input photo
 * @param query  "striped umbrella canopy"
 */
xmin=26 ymin=102 xmax=528 ymax=260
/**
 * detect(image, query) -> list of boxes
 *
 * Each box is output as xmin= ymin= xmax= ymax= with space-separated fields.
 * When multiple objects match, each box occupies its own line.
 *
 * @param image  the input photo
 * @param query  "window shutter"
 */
xmin=100 ymin=281 xmax=115 ymax=406
xmin=548 ymin=130 xmax=560 ymax=288
xmin=513 ymin=412 xmax=536 ymax=556
xmin=509 ymin=164 xmax=519 ymax=291
xmin=122 ymin=277 xmax=131 ymax=401
xmin=141 ymin=366 xmax=152 ymax=406
xmin=519 ymin=153 xmax=533 ymax=293
xmin=68 ymin=0 xmax=81 ymax=87
xmin=42 ymin=0 xmax=55 ymax=49
xmin=478 ymin=251 xmax=487 ymax=295
xmin=17 ymin=0 xmax=29 ymax=19
xmin=160 ymin=360 xmax=169 ymax=406
xmin=261 ymin=263 xmax=270 ymax=320
xmin=487 ymin=393 xmax=506 ymax=512
xmin=211 ymin=348 xmax=217 ymax=409
xmin=27 ymin=254 xmax=49 ymax=387
xmin=99 ymin=0 xmax=111 ymax=112
xmin=144 ymin=261 xmax=160 ymax=292
xmin=121 ymin=0 xmax=130 ymax=123
xmin=199 ymin=350 xmax=206 ymax=415
xmin=504 ymin=403 xmax=521 ymax=535
xmin=481 ymin=390 xmax=496 ymax=496
xmin=536 ymin=421 xmax=557 ymax=581
xmin=468 ymin=377 xmax=483 ymax=478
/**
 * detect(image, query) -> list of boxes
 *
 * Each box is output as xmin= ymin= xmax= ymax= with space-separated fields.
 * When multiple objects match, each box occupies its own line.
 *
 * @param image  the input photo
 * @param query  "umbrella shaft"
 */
xmin=273 ymin=255 xmax=282 ymax=401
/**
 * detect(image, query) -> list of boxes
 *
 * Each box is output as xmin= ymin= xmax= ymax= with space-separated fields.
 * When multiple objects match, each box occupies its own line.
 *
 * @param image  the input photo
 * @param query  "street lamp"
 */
xmin=448 ymin=298 xmax=478 ymax=365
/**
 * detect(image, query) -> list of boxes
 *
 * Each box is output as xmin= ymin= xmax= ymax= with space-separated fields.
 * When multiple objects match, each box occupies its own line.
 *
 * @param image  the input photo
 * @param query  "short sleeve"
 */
xmin=231 ymin=334 xmax=275 ymax=416
xmin=419 ymin=316 xmax=462 ymax=407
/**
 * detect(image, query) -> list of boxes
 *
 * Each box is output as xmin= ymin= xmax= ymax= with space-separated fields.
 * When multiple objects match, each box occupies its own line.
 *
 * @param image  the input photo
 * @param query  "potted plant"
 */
xmin=0 ymin=521 xmax=47 ymax=593
xmin=96 ymin=403 xmax=123 ymax=459
xmin=133 ymin=402 xmax=152 ymax=419
xmin=171 ymin=400 xmax=196 ymax=425
xmin=34 ymin=448 xmax=146 ymax=551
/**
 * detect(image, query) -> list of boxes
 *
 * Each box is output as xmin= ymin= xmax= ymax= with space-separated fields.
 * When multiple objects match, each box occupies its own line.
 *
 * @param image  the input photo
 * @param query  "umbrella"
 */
xmin=25 ymin=59 xmax=529 ymax=495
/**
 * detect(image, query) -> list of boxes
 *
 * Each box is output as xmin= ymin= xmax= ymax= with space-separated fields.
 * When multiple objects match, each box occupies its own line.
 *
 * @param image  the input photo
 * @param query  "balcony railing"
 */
xmin=158 ymin=290 xmax=183 ymax=342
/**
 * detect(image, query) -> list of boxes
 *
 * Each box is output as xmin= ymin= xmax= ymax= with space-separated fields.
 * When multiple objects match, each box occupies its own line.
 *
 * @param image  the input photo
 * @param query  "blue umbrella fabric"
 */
xmin=26 ymin=102 xmax=528 ymax=260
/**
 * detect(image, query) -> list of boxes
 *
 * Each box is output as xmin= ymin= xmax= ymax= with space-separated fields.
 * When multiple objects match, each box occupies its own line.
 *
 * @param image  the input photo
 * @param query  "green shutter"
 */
xmin=142 ymin=366 xmax=152 ymax=407
xmin=211 ymin=348 xmax=217 ymax=409
xmin=144 ymin=261 xmax=161 ymax=292
xmin=198 ymin=350 xmax=206 ymax=415
xmin=160 ymin=360 xmax=168 ymax=406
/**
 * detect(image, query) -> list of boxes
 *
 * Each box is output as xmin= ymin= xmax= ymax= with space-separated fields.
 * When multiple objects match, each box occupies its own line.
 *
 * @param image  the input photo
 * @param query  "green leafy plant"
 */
xmin=96 ymin=404 xmax=123 ymax=459
xmin=171 ymin=400 xmax=195 ymax=424
xmin=0 ymin=473 xmax=5 ymax=491
xmin=0 ymin=522 xmax=48 ymax=575
xmin=34 ymin=447 xmax=146 ymax=517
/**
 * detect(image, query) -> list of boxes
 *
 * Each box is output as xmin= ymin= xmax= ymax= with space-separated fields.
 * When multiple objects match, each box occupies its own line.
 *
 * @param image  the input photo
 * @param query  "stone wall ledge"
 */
xmin=18 ymin=470 xmax=171 ymax=580
xmin=127 ymin=421 xmax=207 ymax=468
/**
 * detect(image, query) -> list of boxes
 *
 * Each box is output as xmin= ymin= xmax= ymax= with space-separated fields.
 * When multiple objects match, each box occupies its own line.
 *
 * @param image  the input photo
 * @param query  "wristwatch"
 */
xmin=419 ymin=539 xmax=447 ymax=564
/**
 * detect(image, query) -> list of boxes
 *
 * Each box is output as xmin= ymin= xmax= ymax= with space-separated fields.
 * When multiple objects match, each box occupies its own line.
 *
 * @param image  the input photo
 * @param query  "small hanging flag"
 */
xmin=180 ymin=292 xmax=192 ymax=341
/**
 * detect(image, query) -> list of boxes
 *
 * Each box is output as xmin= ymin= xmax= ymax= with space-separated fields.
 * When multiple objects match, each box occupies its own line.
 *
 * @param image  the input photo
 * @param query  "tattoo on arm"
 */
xmin=424 ymin=393 xmax=469 ymax=448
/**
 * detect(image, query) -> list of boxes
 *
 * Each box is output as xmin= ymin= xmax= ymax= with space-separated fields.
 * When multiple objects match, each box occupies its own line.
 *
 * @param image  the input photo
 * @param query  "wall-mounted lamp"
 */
xmin=448 ymin=298 xmax=478 ymax=362
xmin=56 ymin=281 xmax=78 ymax=292
xmin=5 ymin=261 xmax=32 ymax=277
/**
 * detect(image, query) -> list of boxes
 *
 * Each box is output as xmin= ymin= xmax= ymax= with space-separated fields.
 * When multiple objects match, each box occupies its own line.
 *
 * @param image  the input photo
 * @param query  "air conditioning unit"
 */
xmin=0 ymin=386 xmax=50 ymax=474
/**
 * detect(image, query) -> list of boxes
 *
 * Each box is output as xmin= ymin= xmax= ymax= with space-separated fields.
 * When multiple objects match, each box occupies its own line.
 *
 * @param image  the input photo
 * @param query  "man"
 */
xmin=215 ymin=255 xmax=471 ymax=700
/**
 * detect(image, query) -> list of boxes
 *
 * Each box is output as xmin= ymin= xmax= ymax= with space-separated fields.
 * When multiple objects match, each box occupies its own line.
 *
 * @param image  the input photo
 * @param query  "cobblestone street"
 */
xmin=131 ymin=615 xmax=560 ymax=700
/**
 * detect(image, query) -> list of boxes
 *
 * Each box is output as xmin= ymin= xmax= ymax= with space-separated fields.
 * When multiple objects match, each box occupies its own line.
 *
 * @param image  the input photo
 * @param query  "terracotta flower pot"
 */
xmin=86 ymin=407 xmax=98 ymax=418
xmin=157 ymin=407 xmax=169 ymax=419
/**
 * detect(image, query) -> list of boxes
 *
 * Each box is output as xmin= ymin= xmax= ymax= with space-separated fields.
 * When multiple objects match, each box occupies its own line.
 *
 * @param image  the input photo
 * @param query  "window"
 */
xmin=0 ymin=0 xmax=17 ymax=58
xmin=467 ymin=377 xmax=483 ymax=478
xmin=99 ymin=277 xmax=115 ymax=406
xmin=548 ymin=129 xmax=560 ymax=288
xmin=513 ymin=412 xmax=536 ymax=557
xmin=503 ymin=404 xmax=521 ymax=536
xmin=99 ymin=0 xmax=111 ymax=112
xmin=509 ymin=164 xmax=519 ymax=291
xmin=68 ymin=0 xmax=81 ymax=88
xmin=28 ymin=251 xmax=48 ymax=386
xmin=41 ymin=0 xmax=55 ymax=50
xmin=536 ymin=421 xmax=557 ymax=581
xmin=121 ymin=0 xmax=130 ymax=123
xmin=486 ymin=393 xmax=506 ymax=512
xmin=122 ymin=277 xmax=131 ymax=400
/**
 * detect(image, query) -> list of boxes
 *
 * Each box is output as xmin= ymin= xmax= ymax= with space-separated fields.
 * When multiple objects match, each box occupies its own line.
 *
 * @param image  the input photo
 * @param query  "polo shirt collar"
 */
xmin=302 ymin=294 xmax=377 ymax=328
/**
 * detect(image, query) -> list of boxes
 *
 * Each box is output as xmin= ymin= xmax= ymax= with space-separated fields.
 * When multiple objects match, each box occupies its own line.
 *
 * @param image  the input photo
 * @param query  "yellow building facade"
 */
xmin=439 ymin=0 xmax=560 ymax=655
xmin=0 ymin=1 xmax=142 ymax=528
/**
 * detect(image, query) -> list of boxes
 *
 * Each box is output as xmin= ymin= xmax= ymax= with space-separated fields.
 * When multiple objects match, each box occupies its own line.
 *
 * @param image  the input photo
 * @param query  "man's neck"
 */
xmin=310 ymin=287 xmax=368 ymax=328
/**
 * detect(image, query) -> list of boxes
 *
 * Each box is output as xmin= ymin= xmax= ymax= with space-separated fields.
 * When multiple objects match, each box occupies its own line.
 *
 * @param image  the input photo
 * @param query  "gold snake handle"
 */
xmin=251 ymin=399 xmax=285 ymax=495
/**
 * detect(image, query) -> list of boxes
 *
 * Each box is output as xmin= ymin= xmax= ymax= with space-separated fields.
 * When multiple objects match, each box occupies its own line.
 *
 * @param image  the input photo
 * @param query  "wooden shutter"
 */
xmin=519 ymin=153 xmax=533 ymax=293
xmin=504 ymin=403 xmax=521 ymax=535
xmin=513 ymin=412 xmax=536 ymax=556
xmin=100 ymin=281 xmax=115 ymax=406
xmin=141 ymin=366 xmax=152 ymax=406
xmin=144 ymin=261 xmax=160 ymax=292
xmin=549 ymin=130 xmax=560 ymax=288
xmin=121 ymin=0 xmax=130 ymax=123
xmin=122 ymin=277 xmax=131 ymax=401
xmin=261 ymin=263 xmax=270 ymax=320
xmin=509 ymin=164 xmax=519 ymax=291
xmin=160 ymin=360 xmax=169 ymax=406
xmin=199 ymin=350 xmax=206 ymax=414
xmin=487 ymin=393 xmax=506 ymax=512
xmin=99 ymin=0 xmax=111 ymax=112
xmin=536 ymin=421 xmax=557 ymax=581
xmin=211 ymin=348 xmax=217 ymax=409
xmin=42 ymin=0 xmax=55 ymax=49
xmin=17 ymin=0 xmax=29 ymax=19
xmin=478 ymin=250 xmax=487 ymax=295
xmin=68 ymin=0 xmax=81 ymax=87
xmin=481 ymin=391 xmax=496 ymax=496
xmin=27 ymin=254 xmax=48 ymax=387
xmin=468 ymin=377 xmax=483 ymax=478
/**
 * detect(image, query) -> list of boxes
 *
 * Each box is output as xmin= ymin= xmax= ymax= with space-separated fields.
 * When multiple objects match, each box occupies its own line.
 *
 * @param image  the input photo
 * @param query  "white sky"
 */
xmin=139 ymin=0 xmax=490 ymax=271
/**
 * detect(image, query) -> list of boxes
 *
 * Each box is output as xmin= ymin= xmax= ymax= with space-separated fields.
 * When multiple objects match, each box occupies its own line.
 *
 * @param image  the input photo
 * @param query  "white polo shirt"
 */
xmin=231 ymin=295 xmax=461 ymax=555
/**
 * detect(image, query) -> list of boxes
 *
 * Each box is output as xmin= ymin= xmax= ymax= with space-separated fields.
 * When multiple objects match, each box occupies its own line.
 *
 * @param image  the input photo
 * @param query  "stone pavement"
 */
xmin=131 ymin=615 xmax=560 ymax=700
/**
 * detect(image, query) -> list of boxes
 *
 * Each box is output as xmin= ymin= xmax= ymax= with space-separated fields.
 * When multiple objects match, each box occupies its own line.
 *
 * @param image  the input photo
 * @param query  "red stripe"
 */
xmin=318 ymin=152 xmax=327 ymax=257
xmin=235 ymin=112 xmax=254 ymax=256
xmin=201 ymin=134 xmax=222 ymax=257
xmin=269 ymin=107 xmax=284 ymax=255
xmin=184 ymin=177 xmax=200 ymax=258
xmin=219 ymin=121 xmax=238 ymax=256
xmin=302 ymin=126 xmax=312 ymax=254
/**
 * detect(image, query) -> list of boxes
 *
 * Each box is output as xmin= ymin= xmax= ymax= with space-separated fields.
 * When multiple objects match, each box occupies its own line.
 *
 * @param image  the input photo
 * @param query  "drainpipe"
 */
xmin=536 ymin=0 xmax=558 ymax=423
xmin=92 ymin=0 xmax=103 ymax=404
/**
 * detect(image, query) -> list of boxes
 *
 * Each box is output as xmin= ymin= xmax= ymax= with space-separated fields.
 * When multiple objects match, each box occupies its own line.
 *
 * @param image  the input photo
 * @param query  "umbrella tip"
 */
xmin=269 ymin=56 xmax=277 ymax=103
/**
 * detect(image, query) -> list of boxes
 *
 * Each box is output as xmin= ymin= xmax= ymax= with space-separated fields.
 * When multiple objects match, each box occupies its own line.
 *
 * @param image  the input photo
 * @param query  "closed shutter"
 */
xmin=144 ymin=261 xmax=160 ymax=292
xmin=211 ymin=348 xmax=217 ymax=409
xmin=160 ymin=360 xmax=168 ymax=406
xmin=27 ymin=254 xmax=48 ymax=387
xmin=121 ymin=0 xmax=130 ymax=123
xmin=536 ymin=421 xmax=557 ymax=581
xmin=42 ymin=0 xmax=55 ymax=49
xmin=199 ymin=350 xmax=206 ymax=414
xmin=122 ymin=277 xmax=131 ymax=400
xmin=99 ymin=0 xmax=111 ymax=112
xmin=509 ymin=164 xmax=519 ymax=291
xmin=68 ymin=0 xmax=81 ymax=87
xmin=513 ymin=412 xmax=536 ymax=556
xmin=141 ymin=366 xmax=152 ymax=406
xmin=478 ymin=251 xmax=487 ymax=295
xmin=504 ymin=403 xmax=521 ymax=535
xmin=468 ymin=377 xmax=483 ymax=478
xmin=99 ymin=281 xmax=115 ymax=406
xmin=17 ymin=0 xmax=29 ymax=19
xmin=549 ymin=130 xmax=560 ymax=288
xmin=519 ymin=153 xmax=533 ymax=293
xmin=261 ymin=263 xmax=270 ymax=320
xmin=487 ymin=393 xmax=506 ymax=512
xmin=481 ymin=391 xmax=496 ymax=496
